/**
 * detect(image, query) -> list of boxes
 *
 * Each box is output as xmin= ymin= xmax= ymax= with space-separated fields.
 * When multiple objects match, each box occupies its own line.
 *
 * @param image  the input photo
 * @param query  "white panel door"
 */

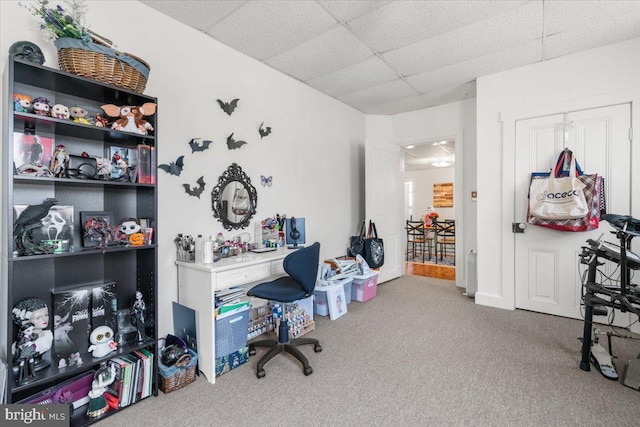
xmin=366 ymin=144 xmax=403 ymax=284
xmin=514 ymin=104 xmax=631 ymax=319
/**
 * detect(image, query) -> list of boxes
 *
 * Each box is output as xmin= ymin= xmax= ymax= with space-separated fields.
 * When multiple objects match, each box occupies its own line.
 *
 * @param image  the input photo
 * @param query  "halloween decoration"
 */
xmin=183 ymin=176 xmax=206 ymax=198
xmin=226 ymin=133 xmax=247 ymax=150
xmin=9 ymin=40 xmax=45 ymax=65
xmin=93 ymin=113 xmax=109 ymax=127
xmin=217 ymin=98 xmax=239 ymax=116
xmin=13 ymin=198 xmax=58 ymax=256
xmin=129 ymin=233 xmax=145 ymax=246
xmin=131 ymin=291 xmax=148 ymax=342
xmin=260 ymin=175 xmax=272 ymax=187
xmin=32 ymin=97 xmax=51 ymax=116
xmin=259 ymin=122 xmax=272 ymax=138
xmin=119 ymin=218 xmax=141 ymax=236
xmin=87 ymin=364 xmax=116 ymax=418
xmin=87 ymin=325 xmax=116 ymax=358
xmin=188 ymin=138 xmax=213 ymax=153
xmin=50 ymin=144 xmax=69 ymax=177
xmin=101 ymin=103 xmax=157 ymax=135
xmin=51 ymin=104 xmax=70 ymax=119
xmin=12 ymin=297 xmax=54 ymax=383
xmin=211 ymin=163 xmax=257 ymax=231
xmin=13 ymin=93 xmax=32 ymax=113
xmin=158 ymin=155 xmax=184 ymax=176
xmin=82 ymin=214 xmax=116 ymax=249
xmin=69 ymin=106 xmax=90 ymax=124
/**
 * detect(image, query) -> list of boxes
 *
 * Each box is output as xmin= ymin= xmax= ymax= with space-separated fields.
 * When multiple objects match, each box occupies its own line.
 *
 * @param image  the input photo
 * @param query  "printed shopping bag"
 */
xmin=364 ymin=220 xmax=384 ymax=268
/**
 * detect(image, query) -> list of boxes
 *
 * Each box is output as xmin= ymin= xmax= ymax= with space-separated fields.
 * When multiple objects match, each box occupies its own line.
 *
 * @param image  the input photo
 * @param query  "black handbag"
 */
xmin=347 ymin=221 xmax=366 ymax=257
xmin=364 ymin=220 xmax=384 ymax=268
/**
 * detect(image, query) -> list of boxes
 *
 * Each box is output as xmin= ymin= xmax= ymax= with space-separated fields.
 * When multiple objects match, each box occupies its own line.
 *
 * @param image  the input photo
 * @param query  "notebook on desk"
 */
xmin=250 ymin=247 xmax=277 ymax=253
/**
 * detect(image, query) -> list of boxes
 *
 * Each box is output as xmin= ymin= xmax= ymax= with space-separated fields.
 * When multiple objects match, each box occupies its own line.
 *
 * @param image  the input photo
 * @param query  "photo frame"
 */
xmin=13 ymin=204 xmax=74 ymax=255
xmin=80 ymin=211 xmax=113 ymax=248
xmin=327 ymin=285 xmax=347 ymax=320
xmin=13 ymin=132 xmax=54 ymax=172
xmin=433 ymin=182 xmax=453 ymax=208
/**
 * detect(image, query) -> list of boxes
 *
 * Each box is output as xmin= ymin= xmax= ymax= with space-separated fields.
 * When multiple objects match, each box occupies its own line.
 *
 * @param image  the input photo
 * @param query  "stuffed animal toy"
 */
xmin=87 ymin=325 xmax=116 ymax=358
xmin=51 ymin=104 xmax=70 ymax=120
xmin=101 ymin=103 xmax=157 ymax=135
xmin=32 ymin=97 xmax=51 ymax=116
xmin=13 ymin=93 xmax=32 ymax=113
xmin=69 ymin=106 xmax=90 ymax=125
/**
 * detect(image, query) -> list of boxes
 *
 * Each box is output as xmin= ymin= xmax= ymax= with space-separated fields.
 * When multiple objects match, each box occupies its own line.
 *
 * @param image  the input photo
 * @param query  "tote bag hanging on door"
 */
xmin=364 ymin=220 xmax=384 ymax=268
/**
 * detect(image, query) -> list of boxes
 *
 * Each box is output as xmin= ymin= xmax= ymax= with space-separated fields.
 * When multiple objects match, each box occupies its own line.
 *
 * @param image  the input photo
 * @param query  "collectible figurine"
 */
xmin=13 ymin=198 xmax=58 ymax=256
xmin=53 ymin=313 xmax=74 ymax=358
xmin=12 ymin=297 xmax=53 ymax=373
xmin=13 ymin=322 xmax=38 ymax=385
xmin=51 ymin=103 xmax=70 ymax=119
xmin=87 ymin=363 xmax=116 ymax=418
xmin=93 ymin=113 xmax=109 ymax=127
xmin=118 ymin=218 xmax=143 ymax=245
xmin=13 ymin=93 xmax=32 ymax=113
xmin=69 ymin=106 xmax=91 ymax=125
xmin=101 ymin=103 xmax=157 ymax=135
xmin=27 ymin=135 xmax=44 ymax=165
xmin=50 ymin=144 xmax=69 ymax=177
xmin=131 ymin=291 xmax=148 ymax=342
xmin=87 ymin=325 xmax=116 ymax=358
xmin=32 ymin=97 xmax=51 ymax=116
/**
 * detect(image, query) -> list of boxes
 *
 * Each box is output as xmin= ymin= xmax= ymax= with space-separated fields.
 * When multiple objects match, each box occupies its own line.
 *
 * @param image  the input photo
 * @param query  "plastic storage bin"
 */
xmin=215 ymin=306 xmax=250 ymax=358
xmin=351 ymin=271 xmax=378 ymax=302
xmin=314 ymin=278 xmax=352 ymax=316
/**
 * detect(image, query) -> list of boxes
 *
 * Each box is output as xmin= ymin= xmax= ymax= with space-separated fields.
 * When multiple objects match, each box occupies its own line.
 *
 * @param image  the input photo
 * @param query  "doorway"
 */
xmin=403 ymin=138 xmax=458 ymax=280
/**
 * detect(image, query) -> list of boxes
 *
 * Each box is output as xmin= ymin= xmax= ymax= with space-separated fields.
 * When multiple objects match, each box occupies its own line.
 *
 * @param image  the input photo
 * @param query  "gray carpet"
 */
xmin=98 ymin=275 xmax=640 ymax=426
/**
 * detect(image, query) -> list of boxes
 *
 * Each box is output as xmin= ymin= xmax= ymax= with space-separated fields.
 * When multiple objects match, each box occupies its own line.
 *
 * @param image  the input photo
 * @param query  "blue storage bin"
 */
xmin=215 ymin=306 xmax=250 ymax=358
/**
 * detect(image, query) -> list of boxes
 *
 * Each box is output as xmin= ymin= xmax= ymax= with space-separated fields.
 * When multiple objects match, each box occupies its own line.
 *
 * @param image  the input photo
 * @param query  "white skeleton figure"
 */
xmin=41 ymin=210 xmax=66 ymax=240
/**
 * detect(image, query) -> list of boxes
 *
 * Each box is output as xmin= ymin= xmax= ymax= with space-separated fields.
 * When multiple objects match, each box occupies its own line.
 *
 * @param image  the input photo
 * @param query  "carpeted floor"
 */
xmin=99 ymin=275 xmax=640 ymax=427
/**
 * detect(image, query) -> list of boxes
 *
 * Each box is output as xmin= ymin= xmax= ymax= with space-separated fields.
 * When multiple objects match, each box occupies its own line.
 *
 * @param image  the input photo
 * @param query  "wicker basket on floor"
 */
xmin=54 ymin=37 xmax=150 ymax=93
xmin=158 ymin=349 xmax=197 ymax=393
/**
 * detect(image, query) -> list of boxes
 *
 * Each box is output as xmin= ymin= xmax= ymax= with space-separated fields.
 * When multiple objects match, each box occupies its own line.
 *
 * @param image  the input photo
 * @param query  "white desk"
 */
xmin=176 ymin=248 xmax=288 ymax=383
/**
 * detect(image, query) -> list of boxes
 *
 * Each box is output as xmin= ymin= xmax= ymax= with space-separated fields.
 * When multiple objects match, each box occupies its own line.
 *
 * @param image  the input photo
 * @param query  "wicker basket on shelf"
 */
xmin=54 ymin=35 xmax=150 ymax=93
xmin=158 ymin=349 xmax=198 ymax=394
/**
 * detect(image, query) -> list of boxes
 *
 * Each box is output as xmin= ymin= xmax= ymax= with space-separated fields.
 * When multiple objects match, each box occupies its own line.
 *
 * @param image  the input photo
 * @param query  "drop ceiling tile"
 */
xmin=318 ymin=0 xmax=392 ymax=22
xmin=206 ymin=1 xmax=338 ymax=60
xmin=346 ymin=0 xmax=528 ymax=53
xmin=360 ymin=94 xmax=438 ymax=115
xmin=406 ymin=40 xmax=542 ymax=94
xmin=266 ymin=26 xmax=374 ymax=81
xmin=544 ymin=13 xmax=640 ymax=59
xmin=338 ymin=79 xmax=419 ymax=111
xmin=419 ymin=82 xmax=477 ymax=110
xmin=544 ymin=0 xmax=640 ymax=36
xmin=140 ymin=0 xmax=246 ymax=30
xmin=382 ymin=1 xmax=542 ymax=77
xmin=306 ymin=56 xmax=398 ymax=97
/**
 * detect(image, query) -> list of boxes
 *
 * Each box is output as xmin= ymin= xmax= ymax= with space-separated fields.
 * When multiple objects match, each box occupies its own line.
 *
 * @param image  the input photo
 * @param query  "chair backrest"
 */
xmin=434 ymin=219 xmax=455 ymax=237
xmin=406 ymin=220 xmax=424 ymax=238
xmin=283 ymin=242 xmax=320 ymax=294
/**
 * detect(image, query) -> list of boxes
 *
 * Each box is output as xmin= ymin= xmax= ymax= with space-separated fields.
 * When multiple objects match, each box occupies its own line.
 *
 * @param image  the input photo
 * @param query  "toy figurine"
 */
xmin=131 ymin=291 xmax=148 ymax=342
xmin=94 ymin=113 xmax=109 ymax=127
xmin=101 ymin=103 xmax=157 ymax=135
xmin=13 ymin=322 xmax=38 ymax=385
xmin=87 ymin=325 xmax=116 ymax=358
xmin=50 ymin=144 xmax=69 ymax=178
xmin=86 ymin=363 xmax=116 ymax=418
xmin=69 ymin=106 xmax=91 ymax=125
xmin=13 ymin=93 xmax=32 ymax=113
xmin=51 ymin=104 xmax=70 ymax=119
xmin=12 ymin=298 xmax=53 ymax=374
xmin=32 ymin=97 xmax=51 ymax=116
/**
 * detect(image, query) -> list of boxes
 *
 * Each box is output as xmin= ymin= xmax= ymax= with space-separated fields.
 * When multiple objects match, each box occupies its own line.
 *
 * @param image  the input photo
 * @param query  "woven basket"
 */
xmin=55 ymin=37 xmax=150 ymax=94
xmin=158 ymin=349 xmax=197 ymax=394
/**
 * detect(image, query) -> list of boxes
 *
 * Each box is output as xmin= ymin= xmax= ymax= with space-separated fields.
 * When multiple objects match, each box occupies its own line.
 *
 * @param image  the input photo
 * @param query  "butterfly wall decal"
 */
xmin=217 ymin=98 xmax=239 ymax=116
xmin=260 ymin=175 xmax=272 ymax=187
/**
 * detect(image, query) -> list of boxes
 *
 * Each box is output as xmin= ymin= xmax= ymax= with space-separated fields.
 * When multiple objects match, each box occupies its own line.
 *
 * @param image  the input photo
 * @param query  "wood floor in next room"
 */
xmin=406 ymin=262 xmax=455 ymax=280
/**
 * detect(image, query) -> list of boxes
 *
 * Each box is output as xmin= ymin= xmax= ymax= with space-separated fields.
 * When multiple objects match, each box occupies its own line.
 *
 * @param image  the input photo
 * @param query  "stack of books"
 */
xmin=104 ymin=349 xmax=154 ymax=409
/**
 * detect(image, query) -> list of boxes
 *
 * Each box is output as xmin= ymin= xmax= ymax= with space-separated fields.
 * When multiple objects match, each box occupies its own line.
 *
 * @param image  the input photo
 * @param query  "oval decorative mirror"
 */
xmin=211 ymin=163 xmax=257 ymax=231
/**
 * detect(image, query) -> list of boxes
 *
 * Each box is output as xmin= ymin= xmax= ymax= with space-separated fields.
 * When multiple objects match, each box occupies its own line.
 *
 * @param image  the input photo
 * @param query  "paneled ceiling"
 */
xmin=142 ymin=0 xmax=640 ymax=116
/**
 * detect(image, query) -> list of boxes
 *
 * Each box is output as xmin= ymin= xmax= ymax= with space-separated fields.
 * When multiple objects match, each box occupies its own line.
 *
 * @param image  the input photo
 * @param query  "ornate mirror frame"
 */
xmin=211 ymin=163 xmax=257 ymax=231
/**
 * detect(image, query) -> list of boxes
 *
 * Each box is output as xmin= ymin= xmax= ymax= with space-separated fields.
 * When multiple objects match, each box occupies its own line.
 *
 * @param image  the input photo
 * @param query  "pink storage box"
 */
xmin=351 ymin=271 xmax=378 ymax=302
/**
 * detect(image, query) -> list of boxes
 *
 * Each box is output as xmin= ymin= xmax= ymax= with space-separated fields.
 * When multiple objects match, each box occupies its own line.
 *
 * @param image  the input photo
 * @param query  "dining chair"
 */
xmin=406 ymin=220 xmax=426 ymax=262
xmin=434 ymin=219 xmax=455 ymax=265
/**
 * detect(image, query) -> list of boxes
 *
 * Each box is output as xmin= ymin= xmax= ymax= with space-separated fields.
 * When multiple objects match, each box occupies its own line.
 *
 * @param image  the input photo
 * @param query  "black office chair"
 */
xmin=246 ymin=242 xmax=322 ymax=378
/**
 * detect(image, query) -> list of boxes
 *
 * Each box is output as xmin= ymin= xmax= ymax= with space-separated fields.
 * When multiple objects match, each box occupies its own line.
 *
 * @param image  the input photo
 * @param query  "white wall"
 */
xmin=404 ymin=167 xmax=455 ymax=220
xmin=476 ymin=37 xmax=640 ymax=310
xmin=0 ymin=1 xmax=366 ymax=336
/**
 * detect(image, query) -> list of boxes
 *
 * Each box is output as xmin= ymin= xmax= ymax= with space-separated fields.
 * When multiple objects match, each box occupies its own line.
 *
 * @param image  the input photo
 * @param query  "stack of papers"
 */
xmin=214 ymin=287 xmax=245 ymax=308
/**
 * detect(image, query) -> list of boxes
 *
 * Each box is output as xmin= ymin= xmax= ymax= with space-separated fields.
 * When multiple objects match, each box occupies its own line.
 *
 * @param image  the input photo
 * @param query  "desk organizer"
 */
xmin=158 ymin=349 xmax=198 ymax=393
xmin=351 ymin=271 xmax=378 ymax=302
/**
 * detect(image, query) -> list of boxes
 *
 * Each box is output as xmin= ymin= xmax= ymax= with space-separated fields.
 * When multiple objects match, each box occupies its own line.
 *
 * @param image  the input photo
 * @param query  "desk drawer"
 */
xmin=271 ymin=260 xmax=285 ymax=276
xmin=217 ymin=263 xmax=272 ymax=288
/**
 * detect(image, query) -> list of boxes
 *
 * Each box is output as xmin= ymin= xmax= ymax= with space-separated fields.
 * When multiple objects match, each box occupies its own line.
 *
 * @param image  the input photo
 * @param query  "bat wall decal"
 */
xmin=183 ymin=176 xmax=206 ymax=198
xmin=226 ymin=133 xmax=247 ymax=150
xmin=158 ymin=155 xmax=184 ymax=176
xmin=217 ymin=98 xmax=239 ymax=116
xmin=188 ymin=138 xmax=213 ymax=153
xmin=259 ymin=122 xmax=272 ymax=139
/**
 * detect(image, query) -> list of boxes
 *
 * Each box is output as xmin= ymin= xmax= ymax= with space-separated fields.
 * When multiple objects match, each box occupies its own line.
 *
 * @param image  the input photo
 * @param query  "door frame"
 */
xmin=397 ymin=130 xmax=465 ymax=288
xmin=500 ymin=89 xmax=640 ymax=309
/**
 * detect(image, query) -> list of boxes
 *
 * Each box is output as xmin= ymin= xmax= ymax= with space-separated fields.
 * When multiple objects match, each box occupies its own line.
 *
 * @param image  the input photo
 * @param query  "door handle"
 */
xmin=512 ymin=223 xmax=526 ymax=233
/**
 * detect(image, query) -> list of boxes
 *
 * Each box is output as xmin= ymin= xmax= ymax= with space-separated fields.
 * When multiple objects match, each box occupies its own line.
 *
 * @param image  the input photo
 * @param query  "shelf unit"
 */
xmin=2 ymin=58 xmax=158 ymax=425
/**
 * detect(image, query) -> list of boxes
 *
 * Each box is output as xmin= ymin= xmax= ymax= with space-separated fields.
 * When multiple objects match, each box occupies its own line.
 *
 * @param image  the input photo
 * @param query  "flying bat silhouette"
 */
xmin=158 ymin=155 xmax=184 ymax=176
xmin=226 ymin=133 xmax=247 ymax=150
xmin=259 ymin=122 xmax=272 ymax=139
xmin=183 ymin=176 xmax=206 ymax=198
xmin=188 ymin=138 xmax=213 ymax=153
xmin=217 ymin=98 xmax=239 ymax=116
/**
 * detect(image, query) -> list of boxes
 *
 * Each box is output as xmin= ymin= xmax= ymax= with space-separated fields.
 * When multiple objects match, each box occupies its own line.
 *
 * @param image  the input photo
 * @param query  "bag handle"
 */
xmin=358 ymin=221 xmax=366 ymax=238
xmin=368 ymin=220 xmax=379 ymax=239
xmin=553 ymin=149 xmax=584 ymax=177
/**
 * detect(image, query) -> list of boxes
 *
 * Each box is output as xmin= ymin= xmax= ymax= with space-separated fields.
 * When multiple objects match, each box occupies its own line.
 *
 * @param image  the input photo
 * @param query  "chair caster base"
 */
xmin=314 ymin=343 xmax=322 ymax=353
xmin=303 ymin=366 xmax=313 ymax=376
xmin=256 ymin=368 xmax=266 ymax=378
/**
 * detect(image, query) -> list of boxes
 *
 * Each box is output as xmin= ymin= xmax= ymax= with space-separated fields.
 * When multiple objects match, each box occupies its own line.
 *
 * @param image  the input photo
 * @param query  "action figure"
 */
xmin=50 ymin=144 xmax=69 ymax=178
xmin=131 ymin=291 xmax=148 ymax=342
xmin=12 ymin=297 xmax=53 ymax=374
xmin=13 ymin=322 xmax=38 ymax=385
